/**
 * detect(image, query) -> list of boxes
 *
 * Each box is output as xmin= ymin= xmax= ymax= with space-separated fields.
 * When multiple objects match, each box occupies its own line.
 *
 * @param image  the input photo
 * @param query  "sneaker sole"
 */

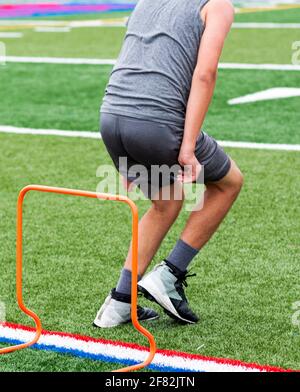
xmin=92 ymin=314 xmax=159 ymax=329
xmin=138 ymin=284 xmax=196 ymax=324
xmin=94 ymin=293 xmax=113 ymax=322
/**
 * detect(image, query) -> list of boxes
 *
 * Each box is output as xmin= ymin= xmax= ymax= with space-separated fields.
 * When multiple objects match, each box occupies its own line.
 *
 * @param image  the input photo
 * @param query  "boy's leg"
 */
xmin=138 ymin=160 xmax=244 ymax=324
xmin=94 ymin=182 xmax=184 ymax=328
xmin=117 ymin=181 xmax=184 ymax=295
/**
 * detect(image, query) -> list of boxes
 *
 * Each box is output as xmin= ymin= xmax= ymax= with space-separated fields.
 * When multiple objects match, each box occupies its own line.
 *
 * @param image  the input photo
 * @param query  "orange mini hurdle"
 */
xmin=0 ymin=185 xmax=156 ymax=372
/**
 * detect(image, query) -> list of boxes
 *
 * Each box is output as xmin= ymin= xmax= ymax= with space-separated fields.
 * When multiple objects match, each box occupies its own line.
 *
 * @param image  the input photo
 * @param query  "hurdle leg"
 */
xmin=0 ymin=185 xmax=156 ymax=372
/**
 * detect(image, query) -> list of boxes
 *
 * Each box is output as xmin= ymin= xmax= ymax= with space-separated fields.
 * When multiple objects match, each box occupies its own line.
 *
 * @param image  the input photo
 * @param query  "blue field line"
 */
xmin=0 ymin=336 xmax=201 ymax=372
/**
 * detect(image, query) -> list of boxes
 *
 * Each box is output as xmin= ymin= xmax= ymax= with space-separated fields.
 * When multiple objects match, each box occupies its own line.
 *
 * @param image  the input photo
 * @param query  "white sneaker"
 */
xmin=138 ymin=261 xmax=199 ymax=324
xmin=93 ymin=288 xmax=159 ymax=328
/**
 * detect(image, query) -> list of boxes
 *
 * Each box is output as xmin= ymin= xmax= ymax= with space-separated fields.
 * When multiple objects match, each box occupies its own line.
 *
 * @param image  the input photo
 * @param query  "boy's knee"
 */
xmin=231 ymin=167 xmax=244 ymax=195
xmin=152 ymin=196 xmax=184 ymax=216
xmin=212 ymin=163 xmax=244 ymax=197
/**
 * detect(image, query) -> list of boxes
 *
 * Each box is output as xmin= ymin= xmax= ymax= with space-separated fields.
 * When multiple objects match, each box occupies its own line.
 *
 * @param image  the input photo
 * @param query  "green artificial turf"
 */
xmin=0 ymin=63 xmax=299 ymax=145
xmin=0 ymin=8 xmax=299 ymax=373
xmin=235 ymin=7 xmax=300 ymax=23
xmin=1 ymin=23 xmax=299 ymax=65
xmin=1 ymin=27 xmax=126 ymax=59
xmin=223 ymin=28 xmax=300 ymax=64
xmin=0 ymin=345 xmax=118 ymax=372
xmin=0 ymin=134 xmax=299 ymax=371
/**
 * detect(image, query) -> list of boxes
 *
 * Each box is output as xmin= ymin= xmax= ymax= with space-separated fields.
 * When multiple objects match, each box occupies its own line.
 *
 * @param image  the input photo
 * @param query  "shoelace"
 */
xmin=172 ymin=269 xmax=197 ymax=302
xmin=178 ymin=272 xmax=197 ymax=288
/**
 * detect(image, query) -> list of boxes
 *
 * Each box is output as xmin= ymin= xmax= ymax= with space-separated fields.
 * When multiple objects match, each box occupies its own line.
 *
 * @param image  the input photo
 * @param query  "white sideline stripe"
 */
xmin=218 ymin=140 xmax=300 ymax=152
xmin=34 ymin=27 xmax=71 ymax=33
xmin=0 ymin=32 xmax=23 ymax=38
xmin=0 ymin=20 xmax=299 ymax=30
xmin=228 ymin=87 xmax=300 ymax=105
xmin=4 ymin=56 xmax=116 ymax=65
xmin=0 ymin=18 xmax=128 ymax=28
xmin=3 ymin=56 xmax=300 ymax=71
xmin=0 ymin=325 xmax=261 ymax=372
xmin=233 ymin=22 xmax=300 ymax=29
xmin=0 ymin=20 xmax=75 ymax=26
xmin=219 ymin=63 xmax=300 ymax=71
xmin=0 ymin=125 xmax=299 ymax=152
xmin=0 ymin=125 xmax=100 ymax=139
xmin=69 ymin=20 xmax=126 ymax=28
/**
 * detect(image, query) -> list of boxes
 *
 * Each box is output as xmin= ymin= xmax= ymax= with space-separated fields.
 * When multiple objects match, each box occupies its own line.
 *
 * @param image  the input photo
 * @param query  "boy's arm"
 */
xmin=178 ymin=0 xmax=234 ymax=183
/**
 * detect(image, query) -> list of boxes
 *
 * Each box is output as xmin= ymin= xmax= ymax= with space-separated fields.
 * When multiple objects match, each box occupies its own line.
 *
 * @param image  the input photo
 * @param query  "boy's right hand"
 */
xmin=178 ymin=150 xmax=202 ymax=183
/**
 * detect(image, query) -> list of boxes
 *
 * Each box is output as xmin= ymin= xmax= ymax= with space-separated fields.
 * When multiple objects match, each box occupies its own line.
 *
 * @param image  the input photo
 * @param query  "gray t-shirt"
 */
xmin=101 ymin=0 xmax=209 ymax=126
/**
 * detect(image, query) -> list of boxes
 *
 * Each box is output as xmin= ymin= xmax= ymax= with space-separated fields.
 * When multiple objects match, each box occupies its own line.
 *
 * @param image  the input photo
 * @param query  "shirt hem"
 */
xmin=100 ymin=108 xmax=185 ymax=128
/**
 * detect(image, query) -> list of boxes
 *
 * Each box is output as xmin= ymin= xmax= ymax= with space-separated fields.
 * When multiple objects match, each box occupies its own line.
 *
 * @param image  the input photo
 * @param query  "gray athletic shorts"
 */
xmin=100 ymin=113 xmax=231 ymax=198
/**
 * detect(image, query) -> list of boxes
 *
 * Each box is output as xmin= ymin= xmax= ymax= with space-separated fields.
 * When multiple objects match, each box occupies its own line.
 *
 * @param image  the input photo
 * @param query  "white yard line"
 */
xmin=34 ymin=27 xmax=71 ymax=33
xmin=4 ymin=56 xmax=116 ymax=65
xmin=0 ymin=20 xmax=69 ymax=26
xmin=228 ymin=87 xmax=300 ymax=105
xmin=0 ymin=32 xmax=23 ymax=38
xmin=0 ymin=20 xmax=299 ymax=29
xmin=218 ymin=140 xmax=300 ymax=152
xmin=0 ymin=125 xmax=299 ymax=152
xmin=0 ymin=125 xmax=100 ymax=139
xmin=219 ymin=63 xmax=300 ymax=71
xmin=0 ymin=19 xmax=128 ymax=28
xmin=70 ymin=21 xmax=126 ymax=28
xmin=3 ymin=56 xmax=300 ymax=71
